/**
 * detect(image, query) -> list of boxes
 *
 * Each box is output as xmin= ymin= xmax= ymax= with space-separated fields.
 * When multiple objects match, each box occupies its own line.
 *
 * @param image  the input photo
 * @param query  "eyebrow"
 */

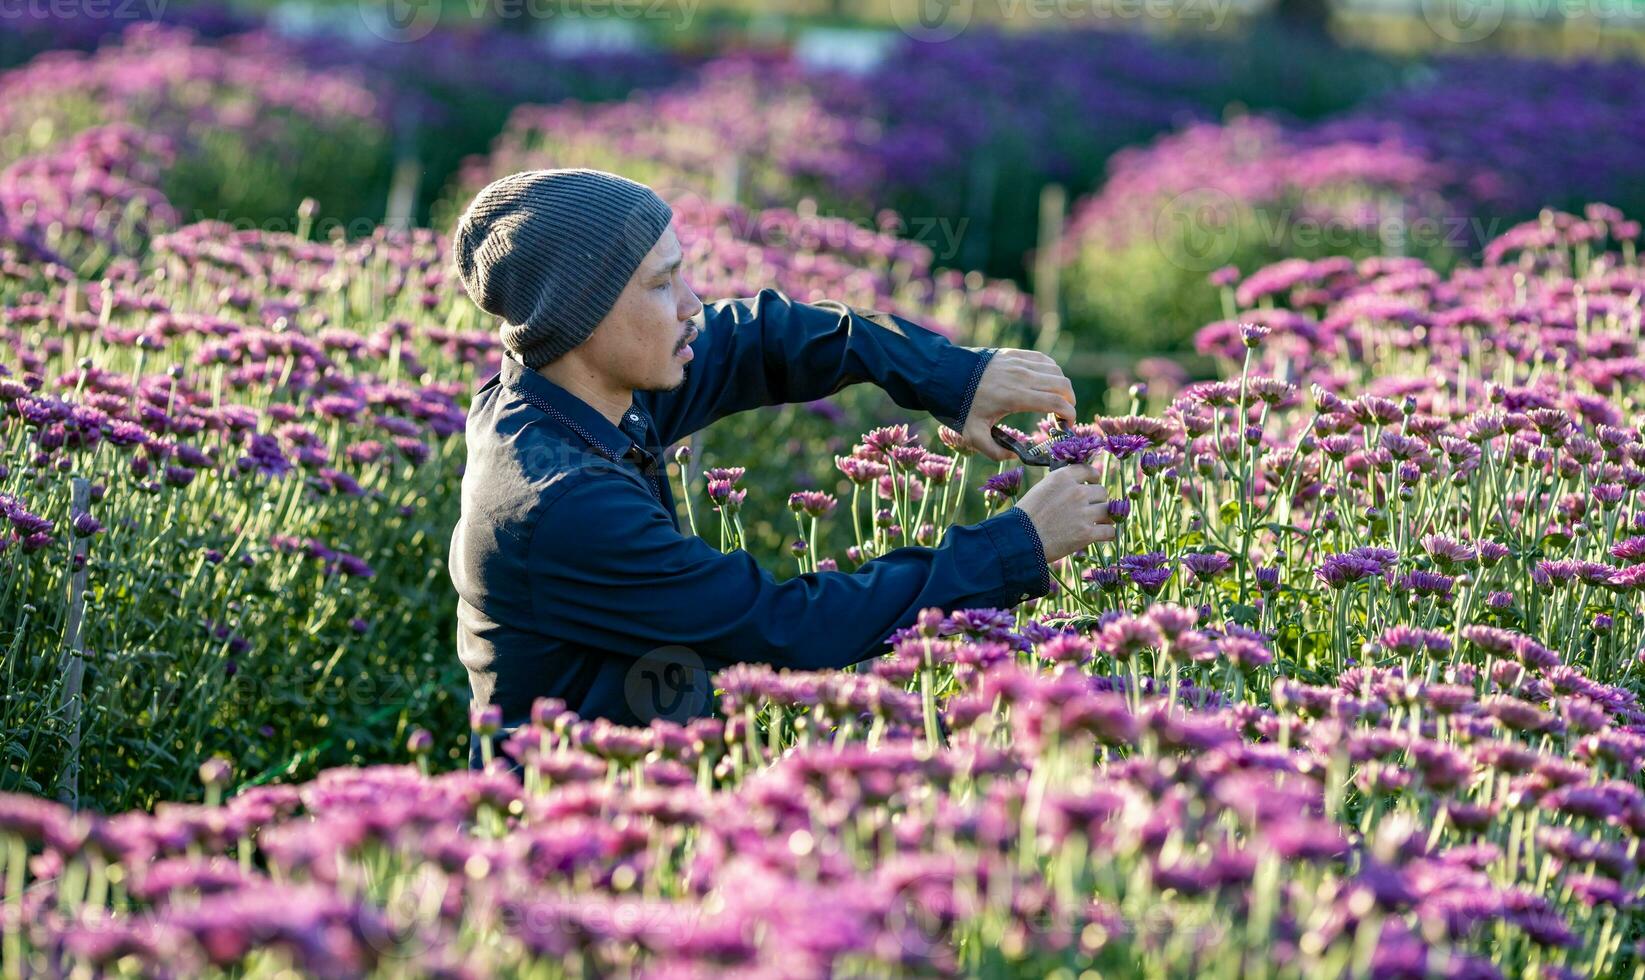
xmin=652 ymin=256 xmax=682 ymax=278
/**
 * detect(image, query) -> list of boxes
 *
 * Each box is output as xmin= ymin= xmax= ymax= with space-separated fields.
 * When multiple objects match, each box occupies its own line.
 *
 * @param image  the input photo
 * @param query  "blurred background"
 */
xmin=7 ymin=0 xmax=1644 ymax=399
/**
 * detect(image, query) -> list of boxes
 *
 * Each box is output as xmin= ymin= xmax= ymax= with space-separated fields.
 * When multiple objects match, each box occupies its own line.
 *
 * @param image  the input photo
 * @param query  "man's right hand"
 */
xmin=1013 ymin=463 xmax=1114 ymax=562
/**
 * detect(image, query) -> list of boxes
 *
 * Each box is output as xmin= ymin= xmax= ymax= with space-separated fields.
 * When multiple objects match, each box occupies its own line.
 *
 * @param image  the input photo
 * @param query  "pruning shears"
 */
xmin=990 ymin=414 xmax=1077 ymax=470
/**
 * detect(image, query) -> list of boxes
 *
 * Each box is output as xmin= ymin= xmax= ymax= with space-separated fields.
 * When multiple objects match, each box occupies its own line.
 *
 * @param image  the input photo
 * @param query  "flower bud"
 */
xmin=470 ymin=703 xmax=502 ymax=736
xmin=407 ymin=728 xmax=434 ymax=755
xmin=1240 ymin=322 xmax=1270 ymax=348
xmin=198 ymin=757 xmax=232 ymax=788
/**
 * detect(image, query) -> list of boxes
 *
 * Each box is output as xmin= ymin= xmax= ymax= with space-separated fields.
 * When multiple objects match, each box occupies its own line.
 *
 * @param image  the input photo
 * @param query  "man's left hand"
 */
xmin=957 ymin=350 xmax=1079 ymax=462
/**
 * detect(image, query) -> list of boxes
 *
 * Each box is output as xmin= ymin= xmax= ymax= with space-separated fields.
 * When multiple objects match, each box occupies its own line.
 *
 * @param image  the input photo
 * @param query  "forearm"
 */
xmin=644 ymin=287 xmax=996 ymax=444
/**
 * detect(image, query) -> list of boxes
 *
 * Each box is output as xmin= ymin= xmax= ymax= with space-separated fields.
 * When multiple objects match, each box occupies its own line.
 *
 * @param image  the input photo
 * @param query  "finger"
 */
xmin=1091 ymin=501 xmax=1109 ymax=520
xmin=1059 ymin=462 xmax=1102 ymax=483
xmin=1031 ymin=387 xmax=1078 ymax=424
xmin=1088 ymin=483 xmax=1109 ymax=501
xmin=1024 ymin=365 xmax=1077 ymax=399
xmin=1023 ymin=390 xmax=1078 ymax=421
xmin=1092 ymin=524 xmax=1117 ymax=543
xmin=975 ymin=437 xmax=1014 ymax=463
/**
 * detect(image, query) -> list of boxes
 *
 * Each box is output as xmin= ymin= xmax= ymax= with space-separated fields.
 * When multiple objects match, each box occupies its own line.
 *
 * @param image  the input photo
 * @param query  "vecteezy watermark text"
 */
xmin=0 ymin=0 xmax=165 ymax=20
xmin=1149 ymin=188 xmax=1508 ymax=272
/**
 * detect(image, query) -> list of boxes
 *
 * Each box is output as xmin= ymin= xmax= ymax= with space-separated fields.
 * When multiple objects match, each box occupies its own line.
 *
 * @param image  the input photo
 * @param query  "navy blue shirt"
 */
xmin=450 ymin=287 xmax=1051 ymax=762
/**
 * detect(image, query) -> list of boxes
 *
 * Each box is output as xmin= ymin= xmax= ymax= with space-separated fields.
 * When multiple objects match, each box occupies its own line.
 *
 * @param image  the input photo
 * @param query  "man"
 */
xmin=448 ymin=168 xmax=1115 ymax=764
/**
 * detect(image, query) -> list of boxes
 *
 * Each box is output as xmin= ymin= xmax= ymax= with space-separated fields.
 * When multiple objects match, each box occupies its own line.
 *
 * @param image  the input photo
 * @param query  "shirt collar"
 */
xmin=500 ymin=352 xmax=647 ymax=461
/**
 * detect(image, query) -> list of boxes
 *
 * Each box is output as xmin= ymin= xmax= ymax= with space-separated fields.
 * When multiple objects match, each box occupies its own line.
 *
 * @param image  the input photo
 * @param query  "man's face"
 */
xmin=582 ymin=225 xmax=704 ymax=392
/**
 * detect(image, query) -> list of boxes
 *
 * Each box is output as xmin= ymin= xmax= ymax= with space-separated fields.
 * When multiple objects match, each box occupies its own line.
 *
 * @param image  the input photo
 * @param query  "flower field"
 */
xmin=8 ymin=201 xmax=1645 ymax=974
xmin=8 ymin=9 xmax=1645 ymax=978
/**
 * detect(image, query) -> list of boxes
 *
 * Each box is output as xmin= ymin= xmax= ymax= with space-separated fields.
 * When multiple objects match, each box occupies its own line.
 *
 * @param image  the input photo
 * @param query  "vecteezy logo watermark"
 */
xmin=1152 ymin=187 xmax=1243 ymax=273
xmin=891 ymin=0 xmax=1234 ymax=40
xmin=1419 ymin=0 xmax=1506 ymax=43
xmin=624 ymin=644 xmax=712 ymax=723
xmin=0 ymin=0 xmax=166 ymax=21
xmin=358 ymin=868 xmax=447 ymax=961
xmin=358 ymin=0 xmax=441 ymax=43
xmin=892 ymin=0 xmax=976 ymax=41
xmin=358 ymin=0 xmax=702 ymax=44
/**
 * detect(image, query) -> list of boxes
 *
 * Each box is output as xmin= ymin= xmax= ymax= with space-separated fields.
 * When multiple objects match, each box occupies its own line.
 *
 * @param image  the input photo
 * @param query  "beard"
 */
xmin=638 ymin=359 xmax=689 ymax=393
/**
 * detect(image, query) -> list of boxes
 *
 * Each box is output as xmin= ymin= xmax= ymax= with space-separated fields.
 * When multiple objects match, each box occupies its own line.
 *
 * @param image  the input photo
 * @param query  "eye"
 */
xmin=653 ymin=281 xmax=670 ymax=291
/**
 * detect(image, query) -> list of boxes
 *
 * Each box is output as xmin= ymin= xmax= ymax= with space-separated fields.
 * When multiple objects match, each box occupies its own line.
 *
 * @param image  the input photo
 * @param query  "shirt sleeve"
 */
xmin=641 ymin=286 xmax=996 ymax=447
xmin=527 ymin=475 xmax=1051 ymax=674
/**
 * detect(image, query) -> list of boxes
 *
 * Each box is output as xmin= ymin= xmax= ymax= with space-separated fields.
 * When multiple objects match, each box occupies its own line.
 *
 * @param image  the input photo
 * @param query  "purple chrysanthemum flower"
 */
xmin=1047 ymin=434 xmax=1104 ymax=465
xmin=1183 ymin=552 xmax=1233 ymax=581
xmin=1316 ymin=554 xmax=1382 ymax=589
xmin=1093 ymin=615 xmax=1163 ymax=661
xmin=1421 ymin=534 xmax=1477 ymax=567
xmin=703 ymin=466 xmax=746 ymax=487
xmin=1399 ymin=570 xmax=1455 ymax=601
xmin=787 ymin=491 xmax=837 ymax=518
xmin=1610 ymin=536 xmax=1645 ymax=563
xmin=835 ymin=455 xmax=889 ymax=485
xmin=981 ymin=468 xmax=1025 ymax=501
xmin=1130 ymin=566 xmax=1174 ymax=596
xmin=1084 ymin=565 xmax=1125 ymax=592
xmin=1119 ymin=552 xmax=1168 ymax=573
xmin=1380 ymin=625 xmax=1451 ymax=656
xmin=1219 ymin=636 xmax=1272 ymax=668
xmin=237 ymin=433 xmax=292 ymax=479
xmin=1103 ymin=434 xmax=1153 ymax=460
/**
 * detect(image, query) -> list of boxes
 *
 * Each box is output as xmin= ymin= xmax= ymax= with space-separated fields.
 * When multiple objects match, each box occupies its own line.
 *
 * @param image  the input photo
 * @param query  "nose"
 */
xmin=680 ymin=283 xmax=703 ymax=322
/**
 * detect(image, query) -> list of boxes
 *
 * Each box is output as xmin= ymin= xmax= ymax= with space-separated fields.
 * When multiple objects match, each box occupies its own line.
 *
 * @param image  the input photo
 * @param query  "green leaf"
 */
xmin=1228 ymin=603 xmax=1260 ymax=627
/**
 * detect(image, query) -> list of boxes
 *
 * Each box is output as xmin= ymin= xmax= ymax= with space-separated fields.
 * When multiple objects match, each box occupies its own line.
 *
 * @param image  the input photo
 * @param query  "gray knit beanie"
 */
xmin=452 ymin=168 xmax=674 ymax=368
